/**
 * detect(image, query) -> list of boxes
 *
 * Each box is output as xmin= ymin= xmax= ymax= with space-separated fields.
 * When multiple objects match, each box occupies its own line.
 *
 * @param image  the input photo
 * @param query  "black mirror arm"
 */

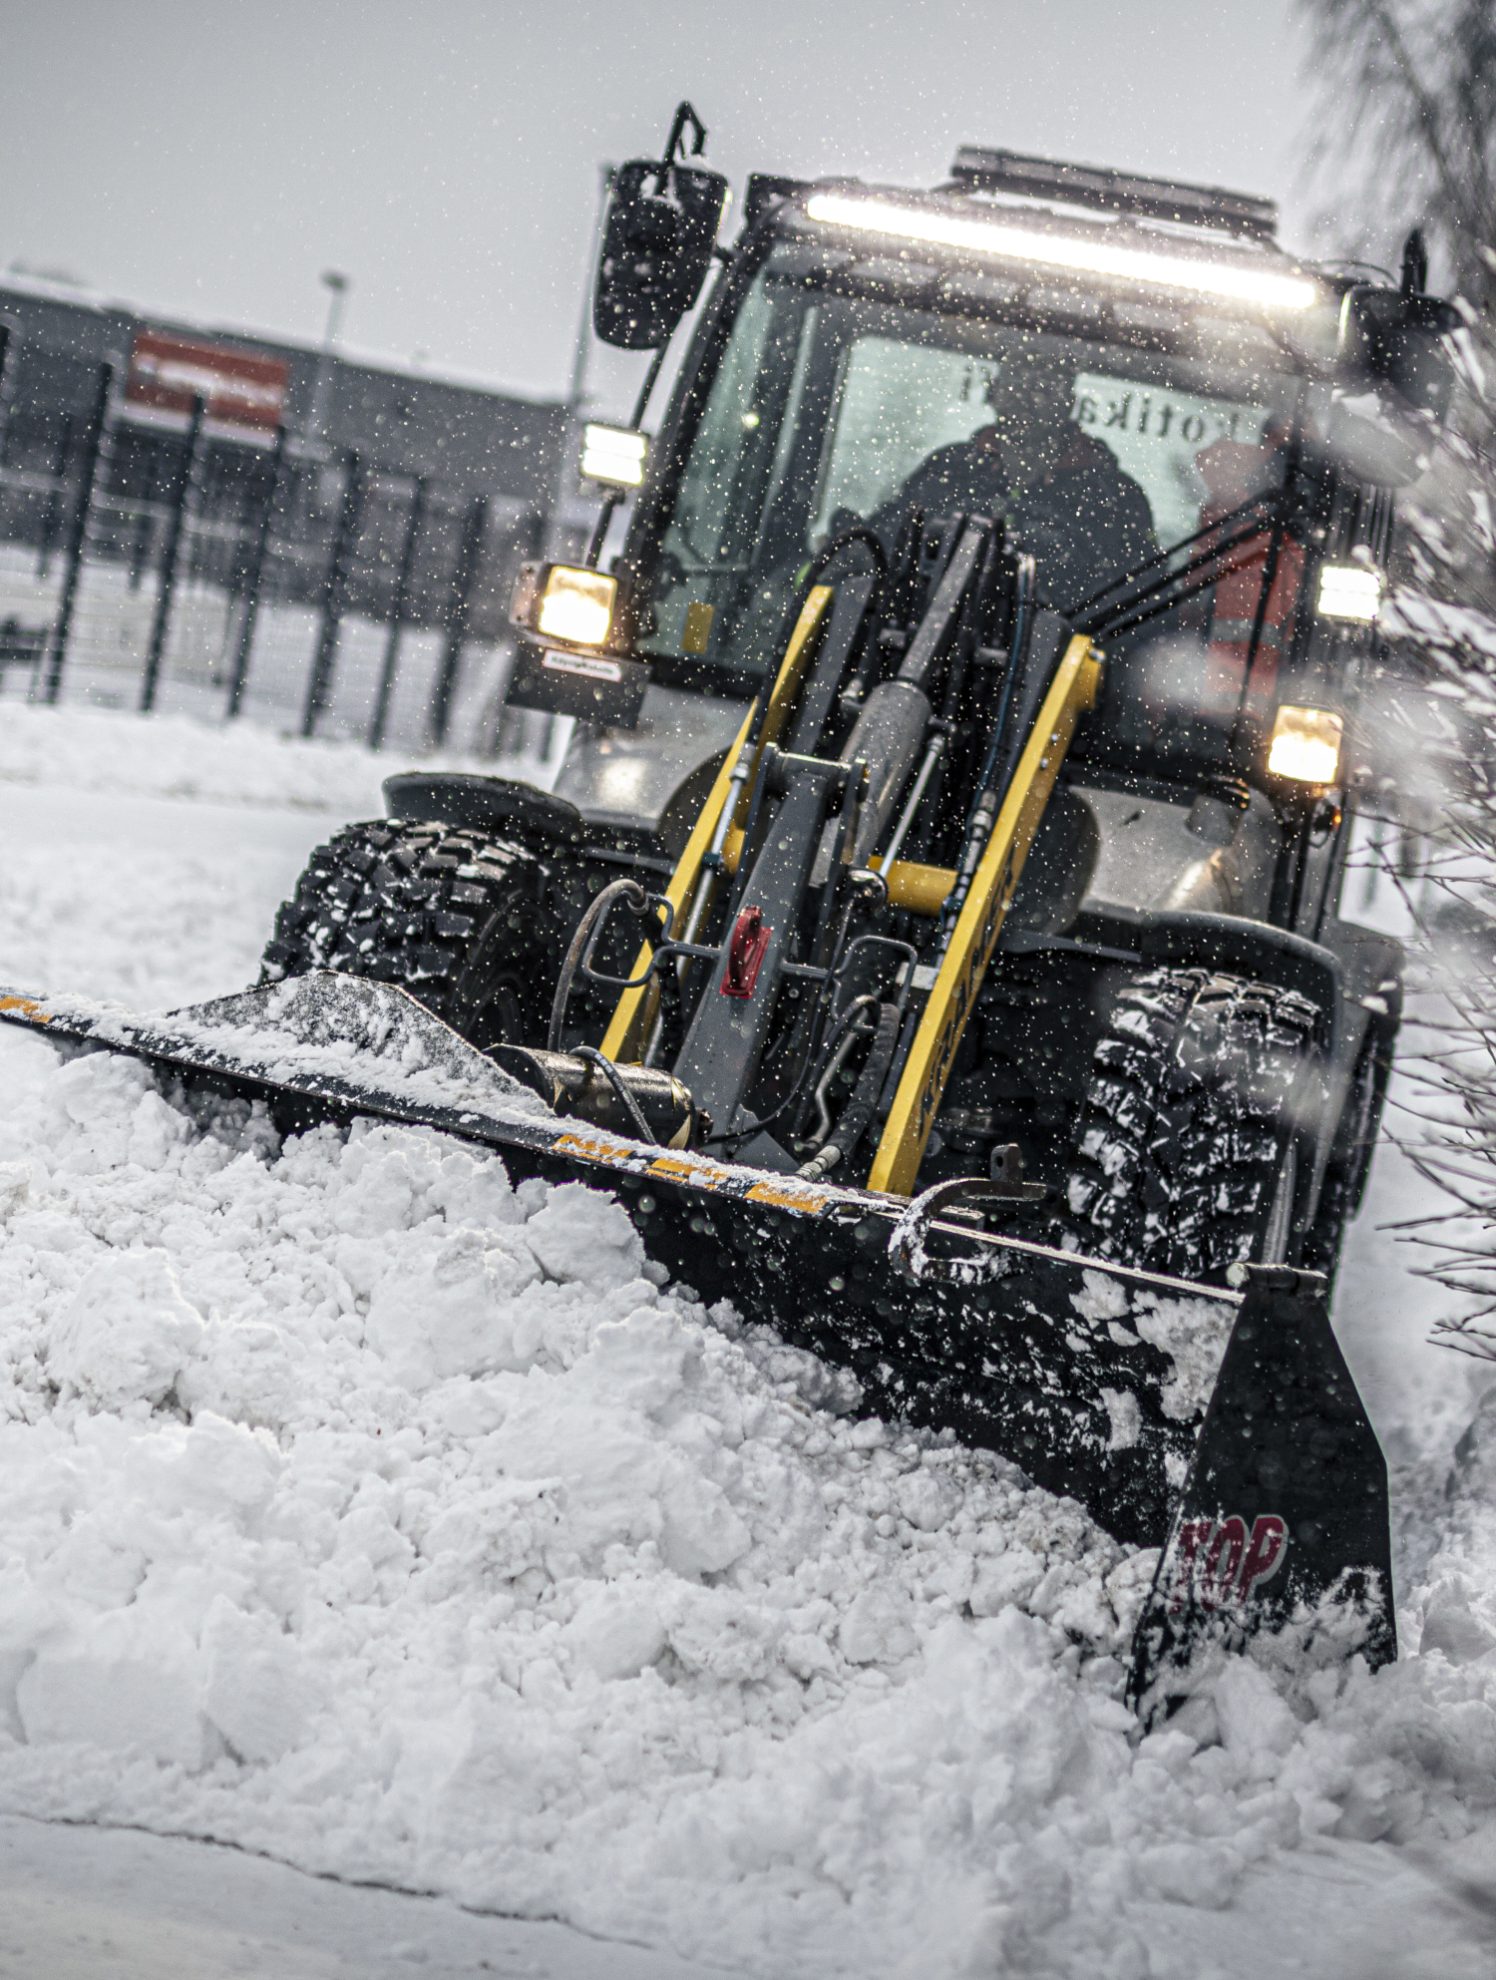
xmin=1400 ymin=227 xmax=1429 ymax=299
xmin=659 ymin=102 xmax=708 ymax=181
xmin=667 ymin=102 xmax=707 ymax=160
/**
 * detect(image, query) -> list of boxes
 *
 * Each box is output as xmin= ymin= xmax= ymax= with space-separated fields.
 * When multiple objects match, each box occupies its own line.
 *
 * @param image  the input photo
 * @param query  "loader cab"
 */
xmin=626 ymin=223 xmax=1309 ymax=666
xmin=620 ymin=221 xmax=1321 ymax=777
xmin=511 ymin=148 xmax=1447 ymax=957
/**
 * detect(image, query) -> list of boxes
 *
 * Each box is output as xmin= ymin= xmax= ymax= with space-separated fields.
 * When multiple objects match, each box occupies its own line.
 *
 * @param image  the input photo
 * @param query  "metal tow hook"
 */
xmin=888 ymin=1146 xmax=1046 ymax=1287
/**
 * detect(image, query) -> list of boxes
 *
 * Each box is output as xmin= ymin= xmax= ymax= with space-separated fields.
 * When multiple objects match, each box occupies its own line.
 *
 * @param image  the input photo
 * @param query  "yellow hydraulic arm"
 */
xmin=867 ymin=634 xmax=1103 ymax=1196
xmin=599 ymin=586 xmax=834 ymax=1063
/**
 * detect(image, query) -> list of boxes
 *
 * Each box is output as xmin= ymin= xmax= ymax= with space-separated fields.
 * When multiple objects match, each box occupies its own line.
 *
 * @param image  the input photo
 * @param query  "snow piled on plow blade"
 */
xmin=0 ymin=1032 xmax=1492 ymax=1976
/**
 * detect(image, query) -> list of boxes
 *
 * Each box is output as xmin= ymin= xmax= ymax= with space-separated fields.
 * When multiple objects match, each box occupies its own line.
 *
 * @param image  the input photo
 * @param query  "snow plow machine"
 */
xmin=3 ymin=110 xmax=1462 ymax=1710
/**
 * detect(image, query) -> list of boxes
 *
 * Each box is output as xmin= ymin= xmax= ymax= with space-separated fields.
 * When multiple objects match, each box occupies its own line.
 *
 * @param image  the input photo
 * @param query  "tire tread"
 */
xmin=1060 ymin=965 xmax=1319 ymax=1282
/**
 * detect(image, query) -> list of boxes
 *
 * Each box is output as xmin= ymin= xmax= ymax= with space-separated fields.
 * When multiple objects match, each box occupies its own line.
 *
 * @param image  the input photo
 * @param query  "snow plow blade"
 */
xmin=0 ymin=971 xmax=1395 ymax=1699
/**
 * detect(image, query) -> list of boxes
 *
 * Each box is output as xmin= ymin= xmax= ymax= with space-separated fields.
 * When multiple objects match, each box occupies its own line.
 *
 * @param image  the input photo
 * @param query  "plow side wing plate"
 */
xmin=1127 ymin=1266 xmax=1396 ymax=1713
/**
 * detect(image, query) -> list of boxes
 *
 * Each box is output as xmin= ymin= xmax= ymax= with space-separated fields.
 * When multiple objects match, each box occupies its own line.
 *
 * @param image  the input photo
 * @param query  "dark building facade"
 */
xmin=0 ymin=274 xmax=570 ymax=642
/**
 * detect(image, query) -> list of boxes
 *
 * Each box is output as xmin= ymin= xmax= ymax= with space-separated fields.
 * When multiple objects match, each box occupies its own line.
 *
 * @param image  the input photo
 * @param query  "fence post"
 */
xmin=37 ymin=496 xmax=54 ymax=580
xmin=302 ymin=451 xmax=362 ymax=739
xmin=225 ymin=423 xmax=288 ymax=718
xmin=369 ymin=474 xmax=426 ymax=751
xmin=0 ymin=324 xmax=12 ymax=561
xmin=39 ymin=364 xmax=114 ymax=705
xmin=0 ymin=324 xmax=12 ymax=461
xmin=127 ymin=502 xmax=153 ymax=591
xmin=139 ymin=393 xmax=206 ymax=713
xmin=429 ymin=494 xmax=487 ymax=748
xmin=492 ymin=505 xmax=547 ymax=759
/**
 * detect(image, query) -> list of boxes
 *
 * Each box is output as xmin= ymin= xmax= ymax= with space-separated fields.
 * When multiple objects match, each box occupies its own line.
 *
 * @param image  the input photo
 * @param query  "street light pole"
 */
xmin=306 ymin=269 xmax=350 ymax=453
xmin=542 ymin=168 xmax=611 ymax=562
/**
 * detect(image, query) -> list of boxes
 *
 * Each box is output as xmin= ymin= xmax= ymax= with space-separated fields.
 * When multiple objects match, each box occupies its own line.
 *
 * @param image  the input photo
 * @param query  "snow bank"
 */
xmin=1 ymin=1036 xmax=1495 ymax=1976
xmin=0 ymin=1041 xmax=1123 ymax=1973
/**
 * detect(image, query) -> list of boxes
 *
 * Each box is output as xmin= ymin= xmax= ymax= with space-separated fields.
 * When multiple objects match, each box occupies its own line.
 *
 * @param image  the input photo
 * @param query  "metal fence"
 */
xmin=0 ymin=325 xmax=558 ymax=755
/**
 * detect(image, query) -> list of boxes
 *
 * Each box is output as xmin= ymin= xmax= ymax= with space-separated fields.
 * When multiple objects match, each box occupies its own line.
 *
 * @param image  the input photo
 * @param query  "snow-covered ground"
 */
xmin=2 ymin=704 xmax=1496 ymax=1978
xmin=0 ymin=1810 xmax=711 ymax=1979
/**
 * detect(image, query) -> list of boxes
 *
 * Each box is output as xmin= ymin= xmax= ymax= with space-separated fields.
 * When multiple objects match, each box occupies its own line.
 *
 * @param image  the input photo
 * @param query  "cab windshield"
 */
xmin=638 ymin=232 xmax=1313 ymax=767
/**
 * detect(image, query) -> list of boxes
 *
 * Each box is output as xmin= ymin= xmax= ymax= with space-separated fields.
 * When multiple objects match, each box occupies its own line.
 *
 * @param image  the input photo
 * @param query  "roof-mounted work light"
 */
xmin=580 ymin=422 xmax=649 ymax=490
xmin=803 ymin=193 xmax=1319 ymax=312
xmin=1315 ymin=562 xmax=1383 ymax=625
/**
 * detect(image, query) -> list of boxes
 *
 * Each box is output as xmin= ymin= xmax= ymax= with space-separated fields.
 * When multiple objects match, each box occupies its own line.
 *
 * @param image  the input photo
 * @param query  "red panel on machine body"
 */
xmin=721 ymin=908 xmax=772 ymax=999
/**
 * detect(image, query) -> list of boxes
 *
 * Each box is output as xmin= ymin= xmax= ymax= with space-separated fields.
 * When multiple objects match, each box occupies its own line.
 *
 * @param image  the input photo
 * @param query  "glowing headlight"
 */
xmin=536 ymin=566 xmax=617 ymax=647
xmin=803 ymin=193 xmax=1320 ymax=312
xmin=579 ymin=422 xmax=649 ymax=490
xmin=1316 ymin=563 xmax=1383 ymax=625
xmin=1268 ymin=705 xmax=1343 ymax=785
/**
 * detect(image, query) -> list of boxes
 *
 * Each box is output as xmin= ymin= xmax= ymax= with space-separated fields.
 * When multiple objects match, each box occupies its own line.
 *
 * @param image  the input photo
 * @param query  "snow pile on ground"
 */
xmin=0 ymin=1039 xmax=1126 ymax=1974
xmin=3 ymin=704 xmax=1496 ymax=1976
xmin=1 ymin=1039 xmax=1496 ymax=1976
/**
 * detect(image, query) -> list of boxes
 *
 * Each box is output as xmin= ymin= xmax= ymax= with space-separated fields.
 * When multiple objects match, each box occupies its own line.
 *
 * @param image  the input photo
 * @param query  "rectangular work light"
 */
xmin=803 ymin=192 xmax=1319 ymax=313
xmin=534 ymin=565 xmax=617 ymax=647
xmin=580 ymin=422 xmax=649 ymax=489
xmin=1315 ymin=562 xmax=1383 ymax=625
xmin=1268 ymin=705 xmax=1343 ymax=785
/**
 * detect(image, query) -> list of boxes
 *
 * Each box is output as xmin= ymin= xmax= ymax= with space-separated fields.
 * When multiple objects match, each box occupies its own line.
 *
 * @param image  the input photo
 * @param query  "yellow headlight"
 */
xmin=536 ymin=566 xmax=616 ymax=647
xmin=1268 ymin=705 xmax=1343 ymax=785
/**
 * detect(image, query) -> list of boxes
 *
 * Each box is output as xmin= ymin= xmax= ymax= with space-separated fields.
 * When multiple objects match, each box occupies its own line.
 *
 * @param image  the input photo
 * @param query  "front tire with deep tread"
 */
xmin=1061 ymin=965 xmax=1321 ymax=1284
xmin=262 ymin=819 xmax=567 ymax=1051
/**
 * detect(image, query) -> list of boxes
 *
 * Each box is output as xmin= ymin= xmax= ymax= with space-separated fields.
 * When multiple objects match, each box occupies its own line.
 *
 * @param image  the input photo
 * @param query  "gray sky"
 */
xmin=3 ymin=2 xmax=1318 ymax=405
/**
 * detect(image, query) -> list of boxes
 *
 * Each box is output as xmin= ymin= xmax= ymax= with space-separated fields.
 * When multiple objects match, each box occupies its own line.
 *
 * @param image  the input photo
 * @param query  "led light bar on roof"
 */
xmin=803 ymin=193 xmax=1319 ymax=313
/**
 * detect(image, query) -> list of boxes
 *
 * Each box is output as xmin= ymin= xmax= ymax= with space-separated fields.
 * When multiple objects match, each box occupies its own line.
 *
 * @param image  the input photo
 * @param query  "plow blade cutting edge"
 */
xmin=0 ymin=971 xmax=1396 ymax=1705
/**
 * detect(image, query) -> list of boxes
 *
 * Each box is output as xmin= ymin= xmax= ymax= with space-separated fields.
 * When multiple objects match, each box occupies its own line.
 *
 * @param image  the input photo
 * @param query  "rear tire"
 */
xmin=1061 ymin=966 xmax=1321 ymax=1285
xmin=262 ymin=819 xmax=566 ymax=1051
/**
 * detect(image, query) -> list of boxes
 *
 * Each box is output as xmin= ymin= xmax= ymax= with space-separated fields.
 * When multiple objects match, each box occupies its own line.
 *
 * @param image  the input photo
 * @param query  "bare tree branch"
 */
xmin=1294 ymin=0 xmax=1496 ymax=314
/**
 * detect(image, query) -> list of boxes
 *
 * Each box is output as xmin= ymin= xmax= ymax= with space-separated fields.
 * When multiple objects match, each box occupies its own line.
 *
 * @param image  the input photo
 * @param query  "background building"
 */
xmin=0 ymin=272 xmax=568 ymax=629
xmin=0 ymin=274 xmax=574 ymax=748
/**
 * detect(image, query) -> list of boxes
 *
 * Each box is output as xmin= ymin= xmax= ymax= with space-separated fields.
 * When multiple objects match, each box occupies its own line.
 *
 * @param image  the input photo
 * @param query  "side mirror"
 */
xmin=1340 ymin=284 xmax=1459 ymax=424
xmin=593 ymin=104 xmax=729 ymax=351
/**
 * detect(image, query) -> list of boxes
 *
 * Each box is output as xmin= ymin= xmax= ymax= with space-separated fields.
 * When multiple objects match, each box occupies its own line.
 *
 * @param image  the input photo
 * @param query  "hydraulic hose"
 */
xmin=796 ymin=999 xmax=901 ymax=1182
xmin=574 ymin=1045 xmax=658 ymax=1145
xmin=546 ymin=878 xmax=650 ymax=1053
xmin=706 ymin=990 xmax=878 ymax=1154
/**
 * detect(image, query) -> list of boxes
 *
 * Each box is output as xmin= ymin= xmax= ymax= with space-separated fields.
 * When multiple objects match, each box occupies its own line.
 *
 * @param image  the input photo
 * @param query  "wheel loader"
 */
xmin=3 ymin=110 xmax=1462 ymax=1708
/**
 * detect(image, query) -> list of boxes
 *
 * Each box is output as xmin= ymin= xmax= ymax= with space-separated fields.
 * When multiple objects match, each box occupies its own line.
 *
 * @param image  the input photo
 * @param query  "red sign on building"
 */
xmin=126 ymin=330 xmax=290 ymax=432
